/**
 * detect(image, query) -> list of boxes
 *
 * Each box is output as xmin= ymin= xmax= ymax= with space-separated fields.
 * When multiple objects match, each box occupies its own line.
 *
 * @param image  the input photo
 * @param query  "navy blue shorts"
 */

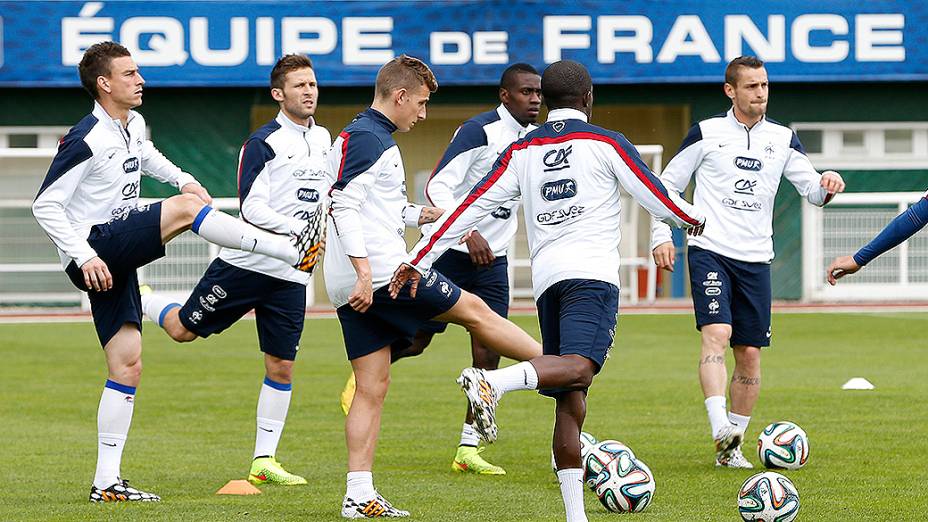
xmin=65 ymin=203 xmax=166 ymax=347
xmin=420 ymin=250 xmax=509 ymax=334
xmin=687 ymin=246 xmax=772 ymax=347
xmin=536 ymin=279 xmax=619 ymax=397
xmin=336 ymin=269 xmax=462 ymax=360
xmin=178 ymin=259 xmax=306 ymax=361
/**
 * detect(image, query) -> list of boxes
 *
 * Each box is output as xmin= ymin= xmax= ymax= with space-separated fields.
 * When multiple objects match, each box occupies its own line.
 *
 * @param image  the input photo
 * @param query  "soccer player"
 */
xmin=31 ymin=42 xmax=317 ymax=502
xmin=340 ymin=63 xmax=542 ymax=476
xmin=139 ymin=54 xmax=330 ymax=486
xmin=325 ymin=55 xmax=542 ymax=518
xmin=826 ymin=192 xmax=928 ymax=284
xmin=649 ymin=56 xmax=846 ymax=468
xmin=392 ymin=60 xmax=705 ymax=522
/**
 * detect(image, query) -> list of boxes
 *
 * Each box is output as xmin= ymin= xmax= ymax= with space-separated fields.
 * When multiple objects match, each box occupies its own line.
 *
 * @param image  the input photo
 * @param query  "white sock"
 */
xmin=485 ymin=362 xmax=538 ymax=395
xmin=728 ymin=412 xmax=751 ymax=434
xmin=254 ymin=377 xmax=292 ymax=459
xmin=705 ymin=395 xmax=729 ymax=438
xmin=93 ymin=380 xmax=136 ymax=489
xmin=346 ymin=471 xmax=375 ymax=501
xmin=556 ymin=468 xmax=588 ymax=522
xmin=459 ymin=423 xmax=479 ymax=447
xmin=140 ymin=291 xmax=180 ymax=327
xmin=191 ymin=206 xmax=298 ymax=264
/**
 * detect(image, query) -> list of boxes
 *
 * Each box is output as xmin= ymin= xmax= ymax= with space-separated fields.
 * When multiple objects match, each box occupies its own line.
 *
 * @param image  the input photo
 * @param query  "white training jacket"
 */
xmin=650 ymin=108 xmax=832 ymax=263
xmin=219 ymin=112 xmax=331 ymax=284
xmin=32 ymin=102 xmax=198 ymax=268
xmin=324 ymin=108 xmax=422 ymax=308
xmin=408 ymin=108 xmax=705 ymax=301
xmin=424 ymin=104 xmax=535 ymax=256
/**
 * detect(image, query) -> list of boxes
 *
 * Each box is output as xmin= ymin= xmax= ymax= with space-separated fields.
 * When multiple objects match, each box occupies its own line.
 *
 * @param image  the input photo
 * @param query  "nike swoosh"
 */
xmin=108 ymin=152 xmax=116 ymax=159
xmin=288 ymin=154 xmax=295 ymax=159
xmin=259 ymin=427 xmax=274 ymax=433
xmin=101 ymin=442 xmax=117 ymax=447
xmin=718 ymin=143 xmax=727 ymax=148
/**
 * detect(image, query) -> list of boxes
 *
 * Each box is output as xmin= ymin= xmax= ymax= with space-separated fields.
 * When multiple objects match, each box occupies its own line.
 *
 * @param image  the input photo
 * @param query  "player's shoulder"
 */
xmin=60 ymin=112 xmax=104 ymax=156
xmin=760 ymin=116 xmax=796 ymax=143
xmin=341 ymin=119 xmax=395 ymax=154
xmin=466 ymin=108 xmax=502 ymax=128
xmin=695 ymin=112 xmax=729 ymax=134
xmin=310 ymin=123 xmax=332 ymax=146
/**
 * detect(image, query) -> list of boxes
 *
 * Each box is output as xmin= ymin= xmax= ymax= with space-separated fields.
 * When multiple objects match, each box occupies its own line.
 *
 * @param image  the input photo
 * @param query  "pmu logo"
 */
xmin=296 ymin=188 xmax=320 ymax=202
xmin=122 ymin=156 xmax=140 ymax=173
xmin=733 ymin=156 xmax=763 ymax=171
xmin=541 ymin=179 xmax=577 ymax=201
xmin=543 ymin=145 xmax=572 ymax=172
xmin=491 ymin=206 xmax=512 ymax=219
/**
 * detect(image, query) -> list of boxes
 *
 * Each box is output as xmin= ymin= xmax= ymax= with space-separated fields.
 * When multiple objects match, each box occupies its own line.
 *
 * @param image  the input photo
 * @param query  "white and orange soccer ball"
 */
xmin=757 ymin=421 xmax=809 ymax=470
xmin=737 ymin=471 xmax=800 ymax=522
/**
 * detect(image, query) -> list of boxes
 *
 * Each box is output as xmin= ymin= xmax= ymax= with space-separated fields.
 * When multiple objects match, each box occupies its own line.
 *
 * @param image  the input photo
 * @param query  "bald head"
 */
xmin=541 ymin=60 xmax=592 ymax=111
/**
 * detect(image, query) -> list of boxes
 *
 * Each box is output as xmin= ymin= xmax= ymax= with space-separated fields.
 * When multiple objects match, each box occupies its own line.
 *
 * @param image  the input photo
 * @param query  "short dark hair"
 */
xmin=375 ymin=54 xmax=438 ymax=98
xmin=78 ymin=41 xmax=131 ymax=100
xmin=725 ymin=56 xmax=765 ymax=86
xmin=541 ymin=60 xmax=591 ymax=110
xmin=499 ymin=63 xmax=539 ymax=90
xmin=271 ymin=54 xmax=314 ymax=90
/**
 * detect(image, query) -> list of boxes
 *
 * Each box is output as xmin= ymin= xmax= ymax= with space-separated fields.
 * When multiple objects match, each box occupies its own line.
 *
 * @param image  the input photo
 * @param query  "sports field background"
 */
xmin=1 ymin=313 xmax=925 ymax=521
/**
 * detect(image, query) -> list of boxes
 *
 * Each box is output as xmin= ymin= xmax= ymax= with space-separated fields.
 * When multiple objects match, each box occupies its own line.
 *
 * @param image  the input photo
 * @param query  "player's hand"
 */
xmin=820 ymin=171 xmax=845 ymax=195
xmin=826 ymin=255 xmax=861 ymax=285
xmin=81 ymin=256 xmax=113 ymax=292
xmin=418 ymin=206 xmax=445 ymax=226
xmin=465 ymin=230 xmax=495 ymax=268
xmin=181 ymin=182 xmax=213 ymax=205
xmin=389 ymin=263 xmax=422 ymax=299
xmin=652 ymin=242 xmax=676 ymax=272
xmin=348 ymin=272 xmax=373 ymax=312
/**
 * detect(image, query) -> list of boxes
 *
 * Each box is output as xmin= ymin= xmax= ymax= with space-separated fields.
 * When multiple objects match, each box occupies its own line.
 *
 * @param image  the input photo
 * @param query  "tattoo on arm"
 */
xmin=418 ymin=206 xmax=445 ymax=226
xmin=731 ymin=374 xmax=760 ymax=386
xmin=699 ymin=354 xmax=725 ymax=366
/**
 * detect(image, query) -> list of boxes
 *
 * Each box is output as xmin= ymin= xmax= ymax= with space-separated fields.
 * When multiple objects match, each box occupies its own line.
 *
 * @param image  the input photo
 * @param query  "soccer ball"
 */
xmin=757 ymin=421 xmax=809 ymax=470
xmin=582 ymin=440 xmax=632 ymax=487
xmin=590 ymin=452 xmax=656 ymax=513
xmin=551 ymin=431 xmax=598 ymax=473
xmin=737 ymin=471 xmax=800 ymax=521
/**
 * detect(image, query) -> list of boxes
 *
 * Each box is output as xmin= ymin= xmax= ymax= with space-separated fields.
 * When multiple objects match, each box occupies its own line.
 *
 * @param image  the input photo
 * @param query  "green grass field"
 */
xmin=1 ymin=312 xmax=925 ymax=521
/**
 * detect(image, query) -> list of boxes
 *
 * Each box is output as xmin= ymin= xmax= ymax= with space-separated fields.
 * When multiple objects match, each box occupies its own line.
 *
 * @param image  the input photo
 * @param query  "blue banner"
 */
xmin=0 ymin=1 xmax=924 ymax=87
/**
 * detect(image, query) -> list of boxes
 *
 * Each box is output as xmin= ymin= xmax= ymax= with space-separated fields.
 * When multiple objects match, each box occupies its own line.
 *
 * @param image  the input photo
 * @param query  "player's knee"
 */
xmin=733 ymin=346 xmax=761 ymax=368
xmin=702 ymin=326 xmax=731 ymax=352
xmin=167 ymin=193 xmax=207 ymax=225
xmin=163 ymin=318 xmax=196 ymax=343
xmin=563 ymin=357 xmax=595 ymax=388
xmin=456 ymin=294 xmax=496 ymax=330
xmin=266 ymin=360 xmax=294 ymax=383
xmin=356 ymin=373 xmax=390 ymax=401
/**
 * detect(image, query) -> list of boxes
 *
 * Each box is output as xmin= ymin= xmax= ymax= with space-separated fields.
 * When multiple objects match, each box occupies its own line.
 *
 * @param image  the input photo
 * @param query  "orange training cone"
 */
xmin=216 ymin=480 xmax=262 ymax=495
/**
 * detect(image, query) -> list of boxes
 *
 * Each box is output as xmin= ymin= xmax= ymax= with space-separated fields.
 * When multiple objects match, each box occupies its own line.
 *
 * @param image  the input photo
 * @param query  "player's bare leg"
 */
xmin=730 ymin=346 xmax=761 ymax=416
xmin=346 ymin=347 xmax=391 ymax=471
xmin=90 ymin=324 xmax=160 ymax=502
xmin=434 ymin=291 xmax=541 ymax=361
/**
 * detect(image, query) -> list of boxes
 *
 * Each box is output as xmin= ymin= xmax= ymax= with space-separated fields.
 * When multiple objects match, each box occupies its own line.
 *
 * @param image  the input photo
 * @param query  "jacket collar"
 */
xmin=546 ymin=108 xmax=588 ymax=123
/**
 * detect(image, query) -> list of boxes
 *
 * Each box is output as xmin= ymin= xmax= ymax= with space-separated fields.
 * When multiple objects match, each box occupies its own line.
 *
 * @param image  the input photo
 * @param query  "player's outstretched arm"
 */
xmin=827 ymin=196 xmax=928 ymax=285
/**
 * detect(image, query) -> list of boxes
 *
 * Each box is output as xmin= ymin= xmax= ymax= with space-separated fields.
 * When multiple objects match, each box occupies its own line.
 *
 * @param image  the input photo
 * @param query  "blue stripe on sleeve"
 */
xmin=853 ymin=197 xmax=928 ymax=266
xmin=237 ymin=138 xmax=276 ymax=204
xmin=676 ymin=123 xmax=702 ymax=154
xmin=431 ymin=121 xmax=488 ymax=177
xmin=789 ymin=131 xmax=807 ymax=155
xmin=36 ymin=115 xmax=97 ymax=198
xmin=190 ymin=205 xmax=212 ymax=234
xmin=331 ymin=130 xmax=386 ymax=191
xmin=613 ymin=131 xmax=670 ymax=198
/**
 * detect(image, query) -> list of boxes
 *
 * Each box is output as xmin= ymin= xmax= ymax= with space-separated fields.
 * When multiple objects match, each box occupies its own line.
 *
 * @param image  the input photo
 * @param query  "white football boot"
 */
xmin=456 ymin=368 xmax=499 ymax=443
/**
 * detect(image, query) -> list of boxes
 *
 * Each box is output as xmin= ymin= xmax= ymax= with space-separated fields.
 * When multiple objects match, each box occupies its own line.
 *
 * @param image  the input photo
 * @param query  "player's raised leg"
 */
xmin=89 ymin=324 xmax=160 ymax=502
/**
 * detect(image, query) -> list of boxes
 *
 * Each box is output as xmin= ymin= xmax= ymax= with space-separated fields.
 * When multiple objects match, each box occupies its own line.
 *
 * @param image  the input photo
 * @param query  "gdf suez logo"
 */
xmin=733 ymin=156 xmax=763 ymax=171
xmin=543 ymin=145 xmax=572 ymax=172
xmin=541 ymin=178 xmax=577 ymax=201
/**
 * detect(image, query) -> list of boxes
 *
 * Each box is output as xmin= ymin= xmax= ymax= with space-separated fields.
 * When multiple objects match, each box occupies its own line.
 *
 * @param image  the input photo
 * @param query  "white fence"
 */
xmin=803 ymin=191 xmax=928 ymax=301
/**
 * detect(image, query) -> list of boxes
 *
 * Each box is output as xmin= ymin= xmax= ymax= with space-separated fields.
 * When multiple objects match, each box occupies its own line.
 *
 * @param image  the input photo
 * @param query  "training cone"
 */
xmin=216 ymin=479 xmax=262 ymax=495
xmin=842 ymin=377 xmax=875 ymax=390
